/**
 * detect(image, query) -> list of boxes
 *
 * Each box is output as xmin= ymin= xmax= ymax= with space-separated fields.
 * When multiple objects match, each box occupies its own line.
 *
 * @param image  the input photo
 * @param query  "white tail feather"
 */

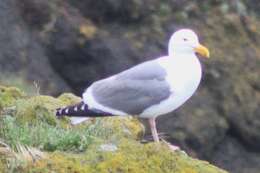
xmin=70 ymin=117 xmax=89 ymax=125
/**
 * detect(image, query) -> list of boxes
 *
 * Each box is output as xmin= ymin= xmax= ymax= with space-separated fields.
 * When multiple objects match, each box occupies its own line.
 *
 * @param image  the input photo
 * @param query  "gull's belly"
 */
xmin=167 ymin=76 xmax=201 ymax=110
xmin=139 ymin=76 xmax=200 ymax=118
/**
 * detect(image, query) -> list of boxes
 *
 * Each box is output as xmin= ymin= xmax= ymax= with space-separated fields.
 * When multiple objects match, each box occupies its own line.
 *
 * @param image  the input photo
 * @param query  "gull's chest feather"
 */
xmin=158 ymin=56 xmax=202 ymax=95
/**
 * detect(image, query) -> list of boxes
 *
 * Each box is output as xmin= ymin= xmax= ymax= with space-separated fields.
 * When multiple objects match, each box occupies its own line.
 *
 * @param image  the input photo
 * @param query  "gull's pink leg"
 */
xmin=148 ymin=117 xmax=179 ymax=151
xmin=148 ymin=118 xmax=159 ymax=142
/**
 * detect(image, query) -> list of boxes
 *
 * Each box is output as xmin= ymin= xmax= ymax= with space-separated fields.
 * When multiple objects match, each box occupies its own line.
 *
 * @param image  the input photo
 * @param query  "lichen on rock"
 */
xmin=12 ymin=93 xmax=81 ymax=126
xmin=23 ymin=140 xmax=227 ymax=173
xmin=14 ymin=95 xmax=63 ymax=125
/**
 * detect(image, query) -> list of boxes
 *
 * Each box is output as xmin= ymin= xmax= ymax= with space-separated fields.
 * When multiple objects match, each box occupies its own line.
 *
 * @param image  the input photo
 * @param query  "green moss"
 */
xmin=100 ymin=117 xmax=144 ymax=140
xmin=14 ymin=95 xmax=64 ymax=125
xmin=0 ymin=87 xmax=144 ymax=152
xmin=13 ymin=93 xmax=83 ymax=126
xmin=0 ymin=85 xmax=25 ymax=109
xmin=24 ymin=140 xmax=227 ymax=173
xmin=57 ymin=93 xmax=82 ymax=105
xmin=6 ymin=92 xmax=83 ymax=128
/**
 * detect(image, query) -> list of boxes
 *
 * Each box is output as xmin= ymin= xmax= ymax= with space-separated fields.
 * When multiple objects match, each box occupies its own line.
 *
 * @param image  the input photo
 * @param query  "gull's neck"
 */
xmin=165 ymin=51 xmax=202 ymax=78
xmin=169 ymin=51 xmax=198 ymax=64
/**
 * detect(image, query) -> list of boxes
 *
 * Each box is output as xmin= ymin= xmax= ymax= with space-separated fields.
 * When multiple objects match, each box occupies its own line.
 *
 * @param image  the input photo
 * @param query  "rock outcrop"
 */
xmin=0 ymin=86 xmax=227 ymax=173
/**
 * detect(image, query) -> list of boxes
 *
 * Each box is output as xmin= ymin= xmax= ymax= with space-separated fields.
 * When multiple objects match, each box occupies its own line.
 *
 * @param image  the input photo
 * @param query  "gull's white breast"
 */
xmin=140 ymin=55 xmax=202 ymax=118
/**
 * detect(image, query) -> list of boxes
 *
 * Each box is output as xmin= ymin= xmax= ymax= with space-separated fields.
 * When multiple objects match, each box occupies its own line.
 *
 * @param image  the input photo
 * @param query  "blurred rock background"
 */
xmin=0 ymin=0 xmax=259 ymax=172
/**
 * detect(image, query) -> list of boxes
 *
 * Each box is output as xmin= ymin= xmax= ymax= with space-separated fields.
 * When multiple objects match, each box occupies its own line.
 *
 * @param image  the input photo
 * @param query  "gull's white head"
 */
xmin=168 ymin=29 xmax=210 ymax=58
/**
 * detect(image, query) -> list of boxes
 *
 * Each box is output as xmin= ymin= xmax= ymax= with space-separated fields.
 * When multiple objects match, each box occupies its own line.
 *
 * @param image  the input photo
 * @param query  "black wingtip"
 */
xmin=55 ymin=102 xmax=87 ymax=118
xmin=55 ymin=102 xmax=114 ymax=118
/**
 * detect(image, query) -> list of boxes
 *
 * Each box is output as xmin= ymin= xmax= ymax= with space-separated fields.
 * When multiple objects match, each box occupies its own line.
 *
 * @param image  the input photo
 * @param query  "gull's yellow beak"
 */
xmin=194 ymin=44 xmax=210 ymax=58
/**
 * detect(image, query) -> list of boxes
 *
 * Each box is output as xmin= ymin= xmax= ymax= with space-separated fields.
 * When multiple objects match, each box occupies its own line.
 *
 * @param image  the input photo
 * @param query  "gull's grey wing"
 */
xmin=116 ymin=60 xmax=167 ymax=81
xmin=91 ymin=60 xmax=171 ymax=115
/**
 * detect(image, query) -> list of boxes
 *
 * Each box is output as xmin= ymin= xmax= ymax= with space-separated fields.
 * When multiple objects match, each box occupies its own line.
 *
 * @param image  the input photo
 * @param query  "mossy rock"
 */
xmin=0 ymin=86 xmax=227 ymax=172
xmin=14 ymin=94 xmax=81 ymax=126
xmin=0 ymin=85 xmax=25 ymax=110
xmin=57 ymin=93 xmax=82 ymax=105
xmin=14 ymin=95 xmax=64 ymax=125
xmin=24 ymin=140 xmax=227 ymax=173
xmin=100 ymin=117 xmax=144 ymax=140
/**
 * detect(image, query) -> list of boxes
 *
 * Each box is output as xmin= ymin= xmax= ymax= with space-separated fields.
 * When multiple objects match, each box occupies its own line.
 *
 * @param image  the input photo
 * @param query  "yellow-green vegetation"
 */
xmin=0 ymin=85 xmax=227 ymax=173
xmin=15 ymin=96 xmax=64 ymax=125
xmin=57 ymin=93 xmax=82 ymax=104
xmin=0 ymin=159 xmax=6 ymax=173
xmin=0 ymin=86 xmax=25 ymax=110
xmin=23 ymin=141 xmax=225 ymax=173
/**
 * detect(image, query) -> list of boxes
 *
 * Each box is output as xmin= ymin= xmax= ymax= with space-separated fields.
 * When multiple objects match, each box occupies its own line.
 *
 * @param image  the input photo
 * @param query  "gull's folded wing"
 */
xmin=88 ymin=60 xmax=171 ymax=115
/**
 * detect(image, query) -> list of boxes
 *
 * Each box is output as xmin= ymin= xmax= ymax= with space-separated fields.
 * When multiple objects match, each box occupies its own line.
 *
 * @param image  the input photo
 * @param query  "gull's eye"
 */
xmin=183 ymin=38 xmax=188 ymax=41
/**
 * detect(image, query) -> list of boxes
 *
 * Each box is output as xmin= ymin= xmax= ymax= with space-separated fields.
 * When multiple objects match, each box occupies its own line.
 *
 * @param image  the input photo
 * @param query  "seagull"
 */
xmin=56 ymin=29 xmax=210 ymax=150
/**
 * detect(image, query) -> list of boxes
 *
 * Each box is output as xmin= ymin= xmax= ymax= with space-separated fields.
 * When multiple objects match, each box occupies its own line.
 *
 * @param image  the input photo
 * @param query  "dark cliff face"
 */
xmin=0 ymin=0 xmax=70 ymax=95
xmin=0 ymin=0 xmax=259 ymax=173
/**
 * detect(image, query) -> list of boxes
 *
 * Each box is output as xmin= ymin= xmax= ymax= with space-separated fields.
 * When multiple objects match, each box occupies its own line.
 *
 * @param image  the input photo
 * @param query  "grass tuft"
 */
xmin=0 ymin=115 xmax=109 ymax=152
